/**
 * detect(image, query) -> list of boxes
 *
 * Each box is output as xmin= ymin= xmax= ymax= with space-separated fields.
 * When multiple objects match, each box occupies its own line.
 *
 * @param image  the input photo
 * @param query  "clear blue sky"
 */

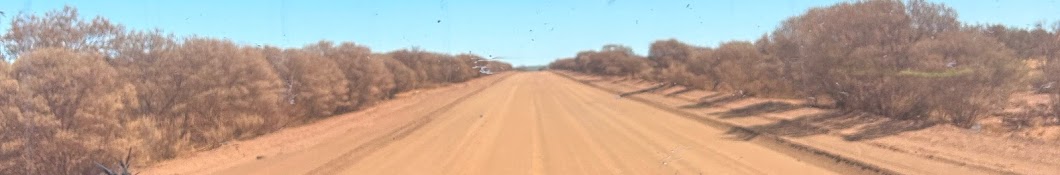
xmin=2 ymin=0 xmax=1059 ymax=66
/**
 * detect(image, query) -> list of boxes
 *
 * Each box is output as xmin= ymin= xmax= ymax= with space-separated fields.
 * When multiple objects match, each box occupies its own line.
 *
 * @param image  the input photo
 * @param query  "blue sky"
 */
xmin=2 ymin=0 xmax=1059 ymax=66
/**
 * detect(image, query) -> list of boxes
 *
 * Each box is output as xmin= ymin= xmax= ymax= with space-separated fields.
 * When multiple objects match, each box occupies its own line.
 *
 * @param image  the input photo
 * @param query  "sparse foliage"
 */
xmin=550 ymin=0 xmax=1027 ymax=128
xmin=2 ymin=6 xmax=123 ymax=57
xmin=265 ymin=48 xmax=350 ymax=123
xmin=0 ymin=6 xmax=512 ymax=174
xmin=5 ymin=48 xmax=140 ymax=174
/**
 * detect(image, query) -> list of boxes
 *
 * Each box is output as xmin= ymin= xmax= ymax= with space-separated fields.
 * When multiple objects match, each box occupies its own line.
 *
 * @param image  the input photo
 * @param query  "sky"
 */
xmin=1 ymin=0 xmax=1059 ymax=66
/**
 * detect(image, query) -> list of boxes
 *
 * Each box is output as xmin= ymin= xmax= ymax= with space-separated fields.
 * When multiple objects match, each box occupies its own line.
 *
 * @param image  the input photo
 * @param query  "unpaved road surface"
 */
xmin=148 ymin=72 xmax=841 ymax=175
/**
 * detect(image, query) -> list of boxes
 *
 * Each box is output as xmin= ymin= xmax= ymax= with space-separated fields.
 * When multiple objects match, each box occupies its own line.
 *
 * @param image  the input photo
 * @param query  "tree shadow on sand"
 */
xmin=618 ymin=83 xmax=671 ymax=97
xmin=741 ymin=111 xmax=937 ymax=141
xmin=722 ymin=127 xmax=761 ymax=141
xmin=663 ymin=87 xmax=695 ymax=97
xmin=713 ymin=101 xmax=799 ymax=119
xmin=678 ymin=94 xmax=745 ymax=109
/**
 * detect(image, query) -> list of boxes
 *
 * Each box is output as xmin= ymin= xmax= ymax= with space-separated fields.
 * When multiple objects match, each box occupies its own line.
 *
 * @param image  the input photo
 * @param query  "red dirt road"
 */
xmin=145 ymin=72 xmax=840 ymax=174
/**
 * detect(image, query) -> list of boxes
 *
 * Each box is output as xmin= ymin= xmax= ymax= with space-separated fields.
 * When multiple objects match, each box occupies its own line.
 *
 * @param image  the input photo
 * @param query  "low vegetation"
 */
xmin=550 ymin=0 xmax=1060 ymax=128
xmin=0 ymin=6 xmax=510 ymax=174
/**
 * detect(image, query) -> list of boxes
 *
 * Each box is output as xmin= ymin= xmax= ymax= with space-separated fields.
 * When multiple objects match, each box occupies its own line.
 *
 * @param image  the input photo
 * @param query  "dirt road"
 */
xmin=149 ymin=72 xmax=841 ymax=174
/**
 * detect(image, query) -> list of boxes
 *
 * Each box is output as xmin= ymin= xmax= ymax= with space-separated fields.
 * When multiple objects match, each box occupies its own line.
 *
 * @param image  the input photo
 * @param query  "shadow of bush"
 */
xmin=716 ymin=101 xmax=799 ymax=119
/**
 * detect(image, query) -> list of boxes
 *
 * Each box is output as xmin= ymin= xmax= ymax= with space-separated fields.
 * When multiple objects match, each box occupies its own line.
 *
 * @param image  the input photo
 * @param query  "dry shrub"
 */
xmin=0 ymin=6 xmax=513 ymax=174
xmin=4 ymin=48 xmax=143 ymax=174
xmin=905 ymin=31 xmax=1023 ymax=126
xmin=712 ymin=41 xmax=794 ymax=97
xmin=176 ymin=38 xmax=284 ymax=143
xmin=0 ymin=60 xmax=25 ymax=173
xmin=547 ymin=58 xmax=577 ymax=71
xmin=1039 ymin=35 xmax=1060 ymax=122
xmin=1 ymin=6 xmax=123 ymax=57
xmin=389 ymin=49 xmax=435 ymax=86
xmin=108 ymin=31 xmax=194 ymax=160
xmin=560 ymin=45 xmax=650 ymax=78
xmin=377 ymin=54 xmax=419 ymax=96
xmin=549 ymin=0 xmax=1025 ymax=128
xmin=265 ymin=48 xmax=350 ymax=122
xmin=306 ymin=41 xmax=393 ymax=111
xmin=647 ymin=40 xmax=716 ymax=89
xmin=448 ymin=54 xmax=478 ymax=82
xmin=482 ymin=58 xmax=514 ymax=73
xmin=776 ymin=0 xmax=1020 ymax=126
xmin=390 ymin=48 xmax=451 ymax=86
xmin=388 ymin=48 xmax=505 ymax=88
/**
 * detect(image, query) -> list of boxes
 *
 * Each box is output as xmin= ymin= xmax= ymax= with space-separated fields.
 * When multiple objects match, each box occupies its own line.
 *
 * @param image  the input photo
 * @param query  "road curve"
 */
xmin=208 ymin=72 xmax=839 ymax=175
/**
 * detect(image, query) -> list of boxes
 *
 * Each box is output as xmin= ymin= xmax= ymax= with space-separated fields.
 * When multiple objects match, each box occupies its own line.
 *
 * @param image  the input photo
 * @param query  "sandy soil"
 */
xmin=144 ymin=72 xmax=841 ymax=175
xmin=140 ymin=73 xmax=513 ymax=174
xmin=557 ymin=70 xmax=1060 ymax=174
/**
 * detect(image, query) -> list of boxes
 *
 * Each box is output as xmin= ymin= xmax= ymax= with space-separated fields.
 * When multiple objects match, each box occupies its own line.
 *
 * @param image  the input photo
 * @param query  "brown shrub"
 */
xmin=393 ymin=49 xmax=464 ymax=85
xmin=0 ymin=6 xmax=507 ymax=174
xmin=906 ymin=31 xmax=1022 ymax=127
xmin=1 ymin=6 xmax=123 ymax=57
xmin=979 ymin=24 xmax=1058 ymax=60
xmin=648 ymin=40 xmax=716 ymax=89
xmin=568 ymin=45 xmax=650 ymax=78
xmin=307 ymin=41 xmax=393 ymax=111
xmin=107 ymin=31 xmax=193 ymax=160
xmin=389 ymin=49 xmax=432 ymax=86
xmin=447 ymin=54 xmax=478 ymax=82
xmin=1036 ymin=28 xmax=1060 ymax=121
xmin=547 ymin=58 xmax=577 ymax=71
xmin=772 ymin=0 xmax=1020 ymax=126
xmin=5 ymin=48 xmax=143 ymax=174
xmin=484 ymin=60 xmax=514 ymax=73
xmin=549 ymin=0 xmax=1024 ymax=128
xmin=170 ymin=38 xmax=283 ymax=146
xmin=712 ymin=41 xmax=793 ymax=97
xmin=377 ymin=54 xmax=419 ymax=96
xmin=264 ymin=48 xmax=350 ymax=122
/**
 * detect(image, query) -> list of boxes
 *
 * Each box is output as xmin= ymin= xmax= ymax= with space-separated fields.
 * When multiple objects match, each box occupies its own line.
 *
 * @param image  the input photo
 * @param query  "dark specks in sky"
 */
xmin=437 ymin=20 xmax=442 ymax=23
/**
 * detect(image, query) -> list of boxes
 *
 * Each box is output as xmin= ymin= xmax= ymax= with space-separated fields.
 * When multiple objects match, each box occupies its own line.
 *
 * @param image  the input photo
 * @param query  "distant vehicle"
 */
xmin=473 ymin=58 xmax=498 ymax=75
